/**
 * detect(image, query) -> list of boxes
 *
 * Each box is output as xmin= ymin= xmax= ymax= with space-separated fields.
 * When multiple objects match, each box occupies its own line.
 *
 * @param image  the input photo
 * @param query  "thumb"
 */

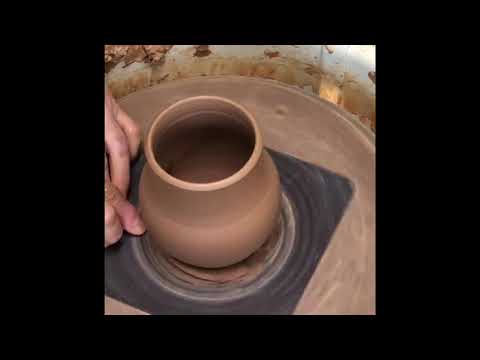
xmin=105 ymin=181 xmax=146 ymax=235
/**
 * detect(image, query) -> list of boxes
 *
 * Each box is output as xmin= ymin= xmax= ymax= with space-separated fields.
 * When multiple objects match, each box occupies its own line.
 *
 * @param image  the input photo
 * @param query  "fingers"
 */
xmin=105 ymin=202 xmax=122 ymax=247
xmin=105 ymin=116 xmax=130 ymax=196
xmin=105 ymin=181 xmax=146 ymax=236
xmin=105 ymin=90 xmax=145 ymax=242
xmin=116 ymin=107 xmax=141 ymax=160
xmin=106 ymin=90 xmax=141 ymax=159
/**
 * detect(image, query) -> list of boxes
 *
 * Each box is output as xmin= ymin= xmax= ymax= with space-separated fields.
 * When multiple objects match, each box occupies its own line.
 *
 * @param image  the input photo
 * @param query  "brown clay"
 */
xmin=113 ymin=76 xmax=375 ymax=315
xmin=139 ymin=96 xmax=281 ymax=268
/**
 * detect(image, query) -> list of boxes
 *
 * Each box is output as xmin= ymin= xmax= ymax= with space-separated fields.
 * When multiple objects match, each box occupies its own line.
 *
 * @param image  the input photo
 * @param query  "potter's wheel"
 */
xmin=105 ymin=76 xmax=375 ymax=314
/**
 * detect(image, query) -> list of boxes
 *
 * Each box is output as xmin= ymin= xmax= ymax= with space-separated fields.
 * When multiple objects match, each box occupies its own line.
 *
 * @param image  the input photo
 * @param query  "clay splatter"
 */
xmin=106 ymin=51 xmax=375 ymax=132
xmin=324 ymin=45 xmax=334 ymax=54
xmin=122 ymin=45 xmax=148 ymax=67
xmin=193 ymin=45 xmax=212 ymax=57
xmin=264 ymin=50 xmax=280 ymax=58
xmin=104 ymin=45 xmax=173 ymax=73
xmin=359 ymin=115 xmax=372 ymax=129
xmin=368 ymin=71 xmax=375 ymax=84
xmin=304 ymin=65 xmax=322 ymax=76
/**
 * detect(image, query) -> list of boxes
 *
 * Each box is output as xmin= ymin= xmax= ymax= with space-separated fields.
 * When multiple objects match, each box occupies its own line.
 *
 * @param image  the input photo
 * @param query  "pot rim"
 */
xmin=144 ymin=95 xmax=263 ymax=192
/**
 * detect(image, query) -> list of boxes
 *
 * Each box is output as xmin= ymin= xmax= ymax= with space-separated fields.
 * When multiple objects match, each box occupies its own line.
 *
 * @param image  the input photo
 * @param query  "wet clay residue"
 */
xmin=144 ymin=45 xmax=174 ymax=63
xmin=122 ymin=45 xmax=148 ymax=67
xmin=304 ymin=65 xmax=322 ymax=76
xmin=159 ymin=73 xmax=169 ymax=81
xmin=318 ymin=76 xmax=344 ymax=106
xmin=368 ymin=71 xmax=376 ymax=84
xmin=104 ymin=45 xmax=173 ymax=73
xmin=264 ymin=50 xmax=280 ymax=58
xmin=107 ymin=50 xmax=375 ymax=132
xmin=164 ymin=223 xmax=281 ymax=285
xmin=193 ymin=45 xmax=212 ymax=57
xmin=324 ymin=45 xmax=334 ymax=54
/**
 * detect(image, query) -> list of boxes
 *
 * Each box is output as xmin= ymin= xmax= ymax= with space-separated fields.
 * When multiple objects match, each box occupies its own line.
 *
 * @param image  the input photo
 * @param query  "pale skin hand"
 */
xmin=105 ymin=88 xmax=145 ymax=247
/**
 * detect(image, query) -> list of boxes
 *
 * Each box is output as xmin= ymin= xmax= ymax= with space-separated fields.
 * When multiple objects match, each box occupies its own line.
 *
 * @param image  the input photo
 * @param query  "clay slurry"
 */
xmin=154 ymin=117 xmax=254 ymax=184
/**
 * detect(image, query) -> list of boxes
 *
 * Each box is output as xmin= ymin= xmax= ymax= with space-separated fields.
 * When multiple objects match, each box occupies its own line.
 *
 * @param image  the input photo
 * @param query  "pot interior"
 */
xmin=151 ymin=98 xmax=256 ymax=184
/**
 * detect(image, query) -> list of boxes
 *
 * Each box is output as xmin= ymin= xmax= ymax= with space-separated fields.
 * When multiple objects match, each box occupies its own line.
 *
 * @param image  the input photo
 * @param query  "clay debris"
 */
xmin=264 ymin=49 xmax=280 ymax=58
xmin=324 ymin=45 xmax=334 ymax=54
xmin=368 ymin=71 xmax=376 ymax=84
xmin=193 ymin=45 xmax=212 ymax=57
xmin=104 ymin=45 xmax=174 ymax=72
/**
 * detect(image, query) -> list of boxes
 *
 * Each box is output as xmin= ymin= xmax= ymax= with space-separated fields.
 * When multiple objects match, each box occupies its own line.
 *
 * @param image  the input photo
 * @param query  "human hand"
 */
xmin=105 ymin=88 xmax=145 ymax=247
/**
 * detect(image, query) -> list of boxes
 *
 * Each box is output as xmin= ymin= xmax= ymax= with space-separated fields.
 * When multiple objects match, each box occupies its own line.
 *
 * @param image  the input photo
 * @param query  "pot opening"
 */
xmin=151 ymin=97 xmax=257 ymax=185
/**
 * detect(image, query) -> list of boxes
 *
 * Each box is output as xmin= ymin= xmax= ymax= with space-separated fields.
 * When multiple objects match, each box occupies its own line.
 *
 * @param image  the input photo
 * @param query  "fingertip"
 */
xmin=117 ymin=108 xmax=141 ymax=159
xmin=128 ymin=217 xmax=146 ymax=236
xmin=113 ymin=197 xmax=145 ymax=236
xmin=105 ymin=203 xmax=116 ymax=226
xmin=105 ymin=228 xmax=122 ymax=247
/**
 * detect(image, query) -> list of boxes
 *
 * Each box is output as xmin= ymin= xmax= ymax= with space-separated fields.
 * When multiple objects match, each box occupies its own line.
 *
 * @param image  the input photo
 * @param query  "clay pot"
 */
xmin=139 ymin=96 xmax=281 ymax=268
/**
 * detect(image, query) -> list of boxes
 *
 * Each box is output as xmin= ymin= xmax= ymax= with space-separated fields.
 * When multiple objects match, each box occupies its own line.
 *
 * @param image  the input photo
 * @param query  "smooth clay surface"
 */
xmin=140 ymin=96 xmax=281 ymax=269
xmin=105 ymin=296 xmax=148 ymax=315
xmin=111 ymin=76 xmax=375 ymax=315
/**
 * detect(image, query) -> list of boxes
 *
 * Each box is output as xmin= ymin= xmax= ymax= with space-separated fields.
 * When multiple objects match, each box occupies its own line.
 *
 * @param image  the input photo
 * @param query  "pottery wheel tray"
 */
xmin=105 ymin=149 xmax=353 ymax=315
xmin=105 ymin=76 xmax=375 ymax=315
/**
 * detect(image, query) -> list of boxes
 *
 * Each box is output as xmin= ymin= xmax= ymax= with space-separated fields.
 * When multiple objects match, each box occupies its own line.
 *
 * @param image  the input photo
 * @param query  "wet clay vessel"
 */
xmin=139 ymin=96 xmax=281 ymax=268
